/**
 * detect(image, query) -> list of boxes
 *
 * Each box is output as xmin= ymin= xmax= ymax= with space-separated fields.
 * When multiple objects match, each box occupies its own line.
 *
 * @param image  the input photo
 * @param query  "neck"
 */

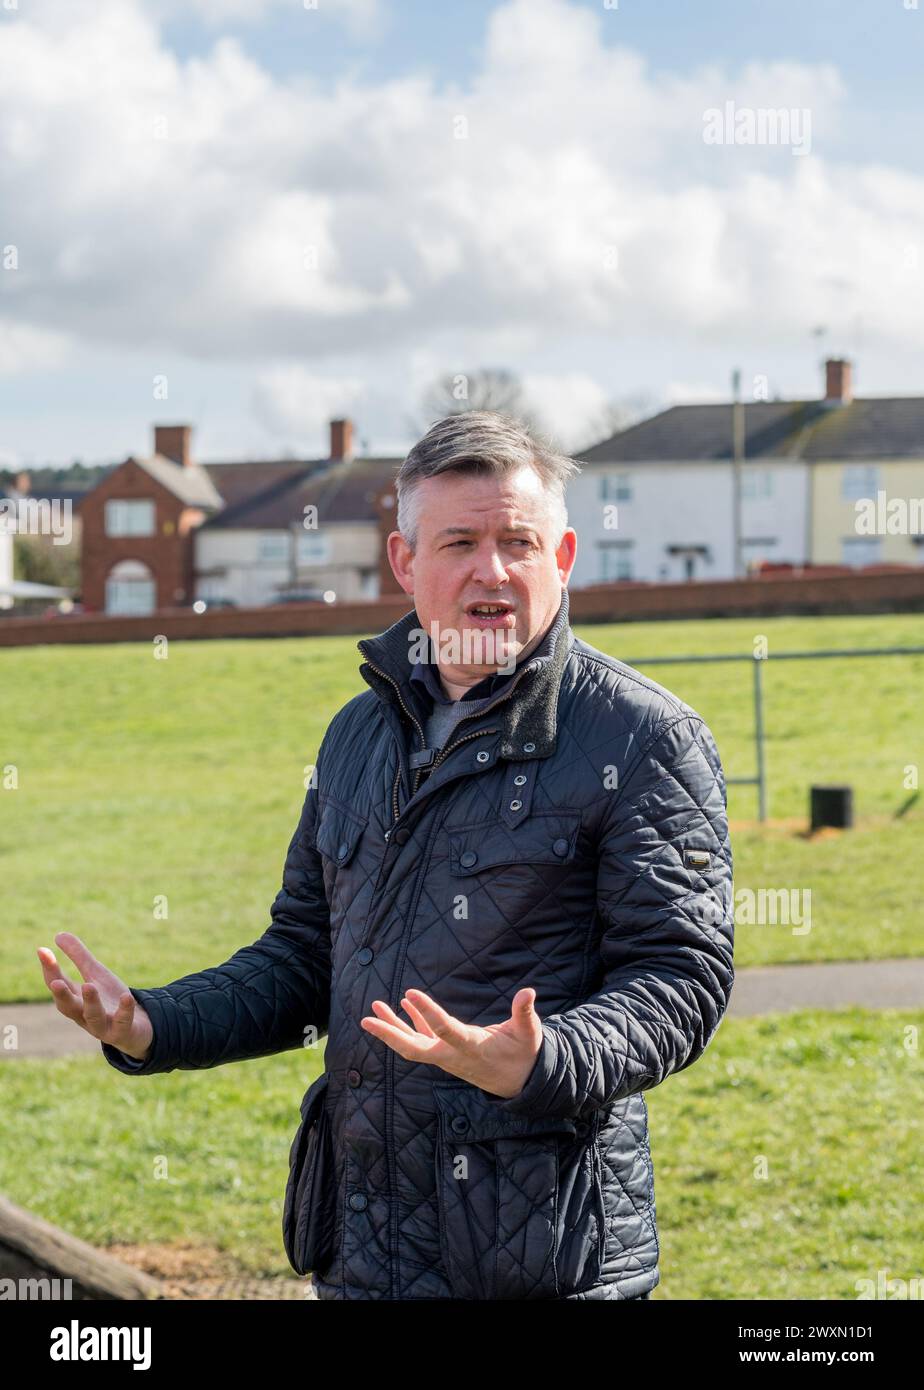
xmin=433 ymin=611 xmax=554 ymax=701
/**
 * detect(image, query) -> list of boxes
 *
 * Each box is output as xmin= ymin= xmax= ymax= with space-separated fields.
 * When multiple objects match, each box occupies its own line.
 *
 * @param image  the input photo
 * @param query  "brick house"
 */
xmin=79 ymin=426 xmax=223 ymax=613
xmin=79 ymin=421 xmax=405 ymax=614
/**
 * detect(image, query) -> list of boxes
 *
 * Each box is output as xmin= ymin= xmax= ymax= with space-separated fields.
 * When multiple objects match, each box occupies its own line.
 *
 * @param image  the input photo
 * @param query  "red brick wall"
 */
xmin=79 ymin=459 xmax=198 ymax=610
xmin=2 ymin=571 xmax=923 ymax=647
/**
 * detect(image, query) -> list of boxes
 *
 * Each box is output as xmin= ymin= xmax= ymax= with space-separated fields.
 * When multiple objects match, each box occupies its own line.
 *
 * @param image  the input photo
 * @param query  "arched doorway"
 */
xmin=105 ymin=559 xmax=156 ymax=615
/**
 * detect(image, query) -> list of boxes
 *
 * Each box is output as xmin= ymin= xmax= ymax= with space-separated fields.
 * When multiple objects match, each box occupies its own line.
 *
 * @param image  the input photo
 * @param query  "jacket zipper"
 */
xmin=363 ymin=649 xmax=541 ymax=828
xmin=358 ymin=648 xmax=538 ymax=1299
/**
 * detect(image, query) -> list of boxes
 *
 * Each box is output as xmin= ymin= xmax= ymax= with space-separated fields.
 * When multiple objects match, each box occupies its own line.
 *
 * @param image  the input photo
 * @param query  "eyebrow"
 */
xmin=433 ymin=524 xmax=537 ymax=540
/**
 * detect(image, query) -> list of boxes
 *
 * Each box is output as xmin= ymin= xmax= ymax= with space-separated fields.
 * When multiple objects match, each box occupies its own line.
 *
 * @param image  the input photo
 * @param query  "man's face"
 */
xmin=388 ymin=464 xmax=577 ymax=691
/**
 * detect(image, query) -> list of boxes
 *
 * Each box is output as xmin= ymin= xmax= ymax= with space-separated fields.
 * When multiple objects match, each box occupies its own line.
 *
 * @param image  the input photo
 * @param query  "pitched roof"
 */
xmin=201 ymin=460 xmax=323 ymax=510
xmin=200 ymin=455 xmax=400 ymax=530
xmin=136 ymin=453 xmax=224 ymax=509
xmin=577 ymin=398 xmax=924 ymax=464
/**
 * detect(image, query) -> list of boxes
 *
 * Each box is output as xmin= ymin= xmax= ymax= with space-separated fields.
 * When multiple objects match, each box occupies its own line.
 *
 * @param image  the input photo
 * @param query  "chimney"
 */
xmin=154 ymin=424 xmax=193 ymax=467
xmin=330 ymin=418 xmax=354 ymax=461
xmin=824 ymin=358 xmax=853 ymax=406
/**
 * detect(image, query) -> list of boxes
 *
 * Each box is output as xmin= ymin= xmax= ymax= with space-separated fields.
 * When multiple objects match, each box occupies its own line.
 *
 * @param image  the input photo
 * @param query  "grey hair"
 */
xmin=395 ymin=410 xmax=582 ymax=551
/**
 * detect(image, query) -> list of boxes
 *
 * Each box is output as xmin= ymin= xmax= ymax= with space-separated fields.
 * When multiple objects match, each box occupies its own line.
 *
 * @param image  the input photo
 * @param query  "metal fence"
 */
xmin=623 ymin=647 xmax=924 ymax=822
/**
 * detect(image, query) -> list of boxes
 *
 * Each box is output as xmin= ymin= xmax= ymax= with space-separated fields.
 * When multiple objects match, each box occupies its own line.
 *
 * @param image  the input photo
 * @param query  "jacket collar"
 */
xmin=357 ymin=588 xmax=575 ymax=761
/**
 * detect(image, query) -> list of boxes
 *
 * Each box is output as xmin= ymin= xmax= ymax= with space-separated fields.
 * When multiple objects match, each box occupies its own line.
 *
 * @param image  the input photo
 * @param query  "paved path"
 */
xmin=2 ymin=959 xmax=922 ymax=1059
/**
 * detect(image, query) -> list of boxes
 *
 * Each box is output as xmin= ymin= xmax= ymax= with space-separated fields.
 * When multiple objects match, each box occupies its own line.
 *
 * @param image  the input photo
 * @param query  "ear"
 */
xmin=555 ymin=529 xmax=578 ymax=584
xmin=387 ymin=530 xmax=415 ymax=595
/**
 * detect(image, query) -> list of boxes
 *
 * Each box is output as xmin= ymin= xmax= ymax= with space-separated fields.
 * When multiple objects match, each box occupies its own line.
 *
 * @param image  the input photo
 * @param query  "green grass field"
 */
xmin=1 ymin=611 xmax=921 ymax=1298
xmin=0 ymin=1007 xmax=919 ymax=1298
xmin=2 ymin=611 xmax=922 ymax=998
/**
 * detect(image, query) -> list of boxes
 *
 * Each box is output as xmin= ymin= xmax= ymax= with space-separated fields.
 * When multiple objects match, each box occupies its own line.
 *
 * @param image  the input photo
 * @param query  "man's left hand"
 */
xmin=360 ymin=986 xmax=543 ymax=1099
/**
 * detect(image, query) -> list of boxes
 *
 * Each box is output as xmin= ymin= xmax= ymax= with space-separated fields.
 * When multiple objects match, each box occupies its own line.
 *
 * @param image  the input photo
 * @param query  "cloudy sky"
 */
xmin=1 ymin=0 xmax=922 ymax=468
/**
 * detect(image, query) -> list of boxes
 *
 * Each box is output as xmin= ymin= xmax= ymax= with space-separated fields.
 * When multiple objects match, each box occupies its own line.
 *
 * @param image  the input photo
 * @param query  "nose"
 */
xmin=469 ymin=543 xmax=509 ymax=588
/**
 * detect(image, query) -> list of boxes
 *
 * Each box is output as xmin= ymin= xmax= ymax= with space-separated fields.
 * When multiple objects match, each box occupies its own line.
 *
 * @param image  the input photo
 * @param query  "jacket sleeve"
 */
xmin=492 ymin=713 xmax=735 ymax=1121
xmin=100 ymin=776 xmax=331 ymax=1076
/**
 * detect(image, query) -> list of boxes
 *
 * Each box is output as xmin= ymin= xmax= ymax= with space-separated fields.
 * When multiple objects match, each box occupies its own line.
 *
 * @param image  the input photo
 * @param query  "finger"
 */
xmin=110 ymin=991 xmax=136 ymax=1037
xmin=397 ymin=994 xmax=438 ymax=1039
xmin=36 ymin=947 xmax=82 ymax=1000
xmin=369 ymin=999 xmax=418 ymax=1037
xmin=401 ymin=989 xmax=469 ymax=1046
xmin=48 ymin=978 xmax=86 ymax=1025
xmin=80 ymin=981 xmax=108 ymax=1035
xmin=53 ymin=931 xmax=99 ymax=983
xmin=360 ymin=1014 xmax=436 ymax=1062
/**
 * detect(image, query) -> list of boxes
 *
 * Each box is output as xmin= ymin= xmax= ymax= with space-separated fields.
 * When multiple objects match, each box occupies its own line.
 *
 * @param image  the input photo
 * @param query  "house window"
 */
xmin=296 ymin=531 xmax=331 ymax=565
xmin=258 ymin=532 xmax=289 ymax=564
xmin=842 ymin=465 xmax=880 ymax=502
xmin=842 ymin=537 xmax=882 ymax=567
xmin=742 ymin=470 xmax=773 ymax=500
xmin=105 ymin=499 xmax=155 ymax=537
xmin=597 ymin=541 xmax=633 ymax=581
xmin=599 ymin=473 xmax=632 ymax=502
xmin=105 ymin=559 xmax=156 ymax=614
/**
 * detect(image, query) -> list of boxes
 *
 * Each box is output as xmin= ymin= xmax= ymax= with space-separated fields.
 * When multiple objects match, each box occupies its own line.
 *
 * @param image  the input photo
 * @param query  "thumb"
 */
xmin=511 ymin=987 xmax=538 ymax=1025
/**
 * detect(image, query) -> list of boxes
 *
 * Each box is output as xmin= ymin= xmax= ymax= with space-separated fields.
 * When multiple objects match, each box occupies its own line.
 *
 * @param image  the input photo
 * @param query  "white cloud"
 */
xmin=520 ymin=372 xmax=612 ymax=451
xmin=0 ymin=318 xmax=73 ymax=373
xmin=152 ymin=0 xmax=384 ymax=41
xmin=1 ymin=0 xmax=922 ymax=395
xmin=251 ymin=365 xmax=366 ymax=442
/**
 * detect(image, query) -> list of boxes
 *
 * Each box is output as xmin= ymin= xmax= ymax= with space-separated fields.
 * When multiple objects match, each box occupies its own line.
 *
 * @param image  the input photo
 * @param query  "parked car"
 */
xmin=269 ymin=588 xmax=337 ymax=605
xmin=191 ymin=597 xmax=239 ymax=613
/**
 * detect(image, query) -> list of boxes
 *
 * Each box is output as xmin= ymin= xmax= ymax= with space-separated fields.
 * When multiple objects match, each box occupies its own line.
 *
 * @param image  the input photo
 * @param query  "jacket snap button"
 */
xmin=575 ymin=1120 xmax=589 ymax=1137
xmin=394 ymin=827 xmax=410 ymax=844
xmin=348 ymin=1069 xmax=362 ymax=1087
xmin=356 ymin=947 xmax=374 ymax=965
xmin=476 ymin=751 xmax=490 ymax=764
xmin=459 ymin=850 xmax=478 ymax=868
xmin=552 ymin=837 xmax=569 ymax=857
xmin=523 ymin=742 xmax=536 ymax=753
xmin=510 ymin=799 xmax=522 ymax=811
xmin=451 ymin=1116 xmax=469 ymax=1134
xmin=513 ymin=774 xmax=527 ymax=786
xmin=349 ymin=1193 xmax=368 ymax=1211
xmin=337 ymin=842 xmax=349 ymax=859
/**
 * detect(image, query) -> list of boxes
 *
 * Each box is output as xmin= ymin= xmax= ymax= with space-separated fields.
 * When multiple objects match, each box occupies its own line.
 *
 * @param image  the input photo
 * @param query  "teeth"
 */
xmin=472 ymin=605 xmax=506 ymax=614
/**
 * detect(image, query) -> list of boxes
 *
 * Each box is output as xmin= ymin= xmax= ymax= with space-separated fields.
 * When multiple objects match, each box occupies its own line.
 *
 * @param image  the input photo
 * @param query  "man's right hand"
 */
xmin=37 ymin=931 xmax=154 ymax=1062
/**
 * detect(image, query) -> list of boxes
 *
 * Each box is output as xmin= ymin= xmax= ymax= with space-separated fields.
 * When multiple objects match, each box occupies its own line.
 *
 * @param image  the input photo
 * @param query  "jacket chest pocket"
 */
xmin=282 ymin=1071 xmax=337 ymax=1277
xmin=433 ymin=1082 xmax=603 ymax=1300
xmin=316 ymin=799 xmax=367 ymax=869
xmin=446 ymin=811 xmax=582 ymax=877
xmin=315 ymin=801 xmax=368 ymax=931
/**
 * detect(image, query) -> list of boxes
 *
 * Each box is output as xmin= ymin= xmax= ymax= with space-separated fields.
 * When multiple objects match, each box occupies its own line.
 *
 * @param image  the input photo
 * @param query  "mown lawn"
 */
xmin=1 ymin=1008 xmax=919 ymax=1299
xmin=1 ymin=611 xmax=922 ymax=1000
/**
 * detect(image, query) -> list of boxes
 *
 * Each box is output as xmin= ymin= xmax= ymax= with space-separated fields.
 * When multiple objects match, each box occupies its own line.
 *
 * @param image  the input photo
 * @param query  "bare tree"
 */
xmin=569 ymin=392 xmax=657 ymax=454
xmin=406 ymin=368 xmax=544 ymax=439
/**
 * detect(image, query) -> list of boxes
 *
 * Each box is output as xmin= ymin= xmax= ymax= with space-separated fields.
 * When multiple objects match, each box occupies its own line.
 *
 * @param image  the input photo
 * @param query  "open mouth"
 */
xmin=464 ymin=601 xmax=516 ymax=628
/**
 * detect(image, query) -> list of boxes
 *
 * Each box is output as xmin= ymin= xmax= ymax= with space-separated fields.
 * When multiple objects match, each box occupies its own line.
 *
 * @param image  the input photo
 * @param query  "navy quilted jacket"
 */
xmin=102 ymin=587 xmax=735 ymax=1300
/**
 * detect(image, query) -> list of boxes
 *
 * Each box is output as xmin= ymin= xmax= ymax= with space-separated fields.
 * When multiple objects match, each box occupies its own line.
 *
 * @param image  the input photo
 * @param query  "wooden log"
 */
xmin=0 ymin=1193 xmax=166 ymax=1300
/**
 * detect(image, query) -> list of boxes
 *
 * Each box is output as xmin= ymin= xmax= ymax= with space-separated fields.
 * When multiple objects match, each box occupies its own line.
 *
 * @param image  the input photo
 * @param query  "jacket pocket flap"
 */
xmin=447 ymin=811 xmax=582 ymax=876
xmin=433 ymin=1081 xmax=576 ymax=1142
xmin=316 ymin=800 xmax=367 ymax=867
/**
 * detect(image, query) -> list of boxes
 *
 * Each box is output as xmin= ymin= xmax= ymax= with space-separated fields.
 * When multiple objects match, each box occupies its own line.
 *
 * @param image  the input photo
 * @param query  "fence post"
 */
xmin=753 ymin=654 xmax=767 ymax=822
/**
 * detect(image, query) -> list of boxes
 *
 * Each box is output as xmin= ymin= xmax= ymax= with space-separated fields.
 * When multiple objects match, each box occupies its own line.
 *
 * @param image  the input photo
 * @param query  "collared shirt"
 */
xmin=409 ymin=647 xmax=523 ymax=708
xmin=405 ymin=595 xmax=567 ymax=776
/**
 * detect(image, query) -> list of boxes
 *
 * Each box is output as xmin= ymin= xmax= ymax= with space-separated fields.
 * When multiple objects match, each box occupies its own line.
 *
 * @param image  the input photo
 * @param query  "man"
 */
xmin=38 ymin=410 xmax=734 ymax=1301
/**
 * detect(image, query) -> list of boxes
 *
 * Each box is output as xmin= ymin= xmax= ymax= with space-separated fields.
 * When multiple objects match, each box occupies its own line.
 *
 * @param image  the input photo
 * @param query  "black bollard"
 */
xmin=810 ymin=785 xmax=853 ymax=831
